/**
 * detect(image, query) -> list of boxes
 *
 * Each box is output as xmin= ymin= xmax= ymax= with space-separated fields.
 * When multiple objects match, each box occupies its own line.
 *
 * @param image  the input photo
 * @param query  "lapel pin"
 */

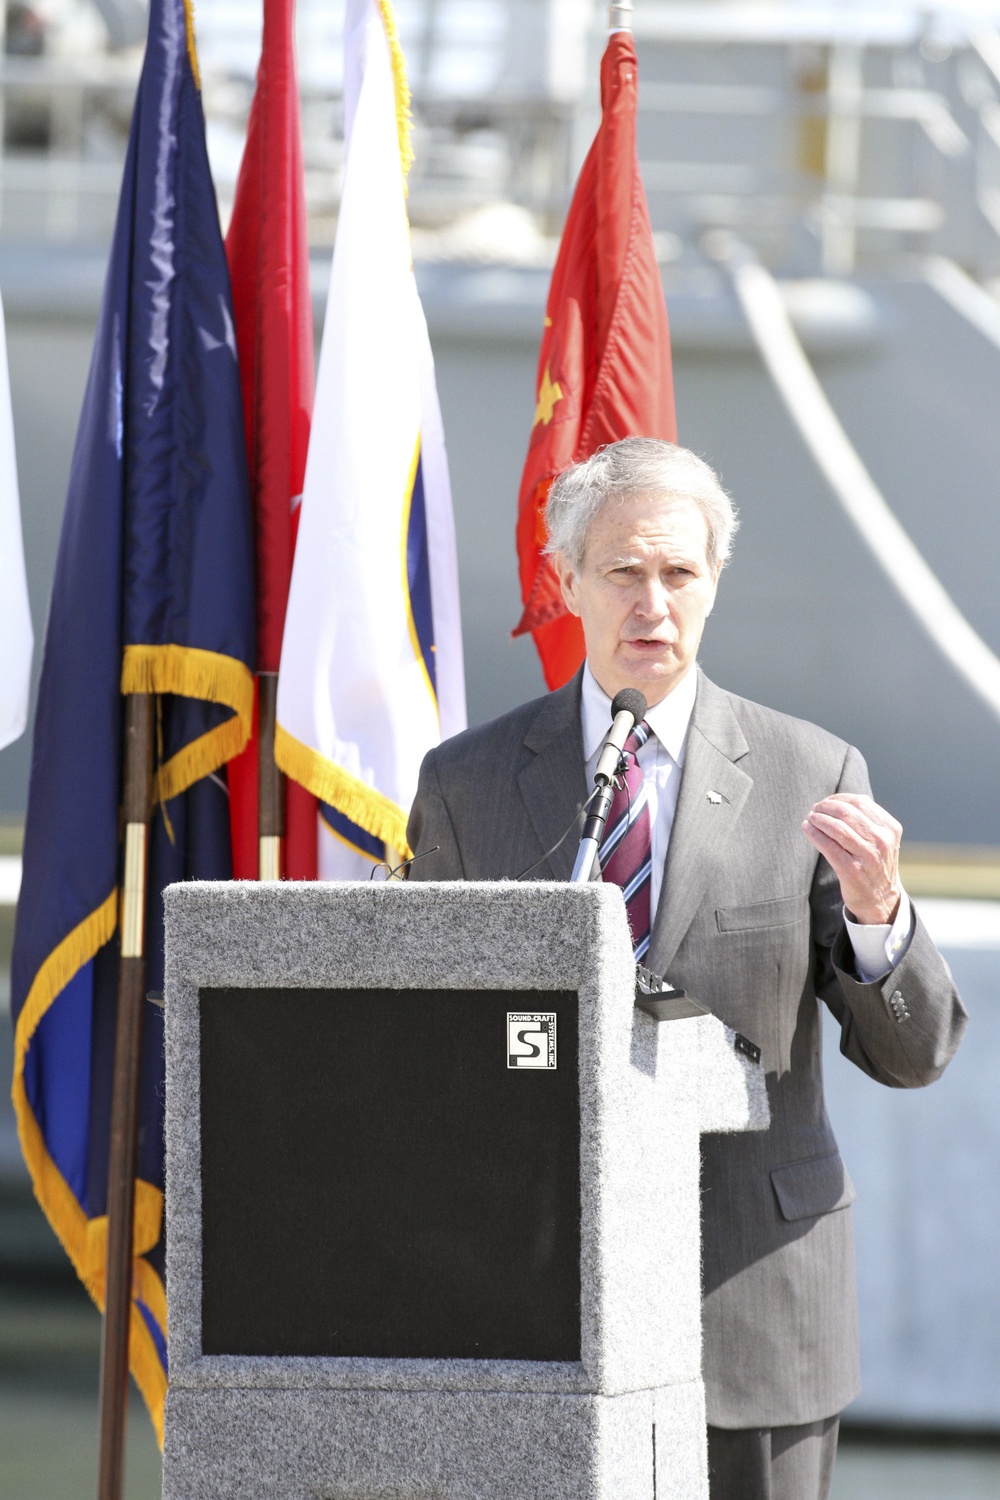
xmin=706 ymin=790 xmax=723 ymax=805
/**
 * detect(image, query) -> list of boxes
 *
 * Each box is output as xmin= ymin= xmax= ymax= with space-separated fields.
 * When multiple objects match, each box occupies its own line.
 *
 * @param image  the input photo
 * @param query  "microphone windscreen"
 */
xmin=611 ymin=688 xmax=647 ymax=722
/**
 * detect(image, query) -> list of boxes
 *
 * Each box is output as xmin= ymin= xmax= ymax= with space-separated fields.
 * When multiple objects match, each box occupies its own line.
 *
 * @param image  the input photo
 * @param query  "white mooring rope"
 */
xmin=718 ymin=244 xmax=1000 ymax=725
xmin=924 ymin=254 xmax=1000 ymax=353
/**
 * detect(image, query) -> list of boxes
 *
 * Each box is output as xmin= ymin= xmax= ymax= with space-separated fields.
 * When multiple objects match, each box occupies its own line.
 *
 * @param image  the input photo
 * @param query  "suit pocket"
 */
xmin=716 ymin=895 xmax=808 ymax=932
xmin=771 ymin=1151 xmax=856 ymax=1222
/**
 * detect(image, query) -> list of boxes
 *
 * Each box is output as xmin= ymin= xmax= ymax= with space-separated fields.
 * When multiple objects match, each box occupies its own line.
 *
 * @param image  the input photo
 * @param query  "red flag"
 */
xmin=225 ymin=0 xmax=317 ymax=877
xmin=514 ymin=29 xmax=676 ymax=690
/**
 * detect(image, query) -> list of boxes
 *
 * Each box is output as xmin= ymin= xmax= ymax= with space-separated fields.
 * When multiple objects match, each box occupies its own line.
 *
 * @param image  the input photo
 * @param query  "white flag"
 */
xmin=0 ymin=291 xmax=32 ymax=751
xmin=275 ymin=0 xmax=466 ymax=878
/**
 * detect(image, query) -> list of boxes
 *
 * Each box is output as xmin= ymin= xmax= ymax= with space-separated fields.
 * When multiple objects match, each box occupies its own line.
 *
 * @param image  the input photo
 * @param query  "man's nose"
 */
xmin=633 ymin=576 xmax=669 ymax=618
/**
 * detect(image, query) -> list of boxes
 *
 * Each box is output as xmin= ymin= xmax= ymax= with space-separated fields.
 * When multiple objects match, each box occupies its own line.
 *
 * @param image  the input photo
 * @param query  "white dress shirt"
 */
xmin=580 ymin=662 xmax=912 ymax=983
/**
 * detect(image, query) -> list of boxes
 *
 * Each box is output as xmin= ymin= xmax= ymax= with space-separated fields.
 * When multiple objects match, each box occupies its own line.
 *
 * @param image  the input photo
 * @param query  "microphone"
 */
xmin=570 ymin=687 xmax=648 ymax=884
xmin=593 ymin=688 xmax=648 ymax=787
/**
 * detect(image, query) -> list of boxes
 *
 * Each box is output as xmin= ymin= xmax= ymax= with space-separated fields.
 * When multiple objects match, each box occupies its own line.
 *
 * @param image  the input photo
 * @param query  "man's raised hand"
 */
xmin=803 ymin=792 xmax=902 ymax=926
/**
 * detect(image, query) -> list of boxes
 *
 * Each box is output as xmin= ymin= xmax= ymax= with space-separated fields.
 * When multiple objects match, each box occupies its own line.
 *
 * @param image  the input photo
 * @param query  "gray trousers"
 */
xmin=707 ymin=1418 xmax=840 ymax=1500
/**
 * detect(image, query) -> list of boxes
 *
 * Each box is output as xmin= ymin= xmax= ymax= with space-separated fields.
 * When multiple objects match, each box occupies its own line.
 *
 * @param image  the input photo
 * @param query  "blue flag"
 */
xmin=10 ymin=0 xmax=254 ymax=1440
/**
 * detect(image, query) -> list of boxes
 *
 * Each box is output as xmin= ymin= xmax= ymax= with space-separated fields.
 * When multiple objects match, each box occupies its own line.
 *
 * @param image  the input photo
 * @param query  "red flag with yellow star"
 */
xmin=513 ymin=27 xmax=676 ymax=689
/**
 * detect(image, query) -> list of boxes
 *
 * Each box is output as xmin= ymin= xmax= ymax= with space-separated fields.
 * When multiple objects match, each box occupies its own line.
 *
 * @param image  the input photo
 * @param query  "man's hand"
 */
xmin=802 ymin=792 xmax=903 ymax=926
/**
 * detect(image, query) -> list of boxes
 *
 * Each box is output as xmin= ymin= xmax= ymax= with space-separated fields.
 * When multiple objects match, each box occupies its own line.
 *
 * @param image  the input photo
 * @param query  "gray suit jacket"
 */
xmin=406 ymin=668 xmax=967 ymax=1428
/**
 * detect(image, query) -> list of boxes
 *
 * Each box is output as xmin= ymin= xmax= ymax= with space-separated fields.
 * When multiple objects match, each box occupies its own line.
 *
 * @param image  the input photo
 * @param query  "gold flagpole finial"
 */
xmin=609 ymin=1 xmax=633 ymax=31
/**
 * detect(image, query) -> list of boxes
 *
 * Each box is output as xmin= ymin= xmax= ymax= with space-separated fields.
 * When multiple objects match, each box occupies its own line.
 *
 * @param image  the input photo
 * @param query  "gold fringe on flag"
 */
xmin=274 ymin=722 xmax=413 ymax=858
xmin=121 ymin=643 xmax=254 ymax=800
xmin=12 ymin=892 xmax=117 ymax=1084
xmin=10 ymin=890 xmax=168 ymax=1443
xmin=182 ymin=0 xmax=202 ymax=91
xmin=133 ymin=1251 xmax=169 ymax=1340
xmin=376 ymin=0 xmax=415 ymax=184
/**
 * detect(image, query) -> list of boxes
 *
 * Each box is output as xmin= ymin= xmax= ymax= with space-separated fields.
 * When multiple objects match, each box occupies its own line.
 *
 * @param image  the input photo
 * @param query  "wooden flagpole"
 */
xmin=97 ymin=691 xmax=155 ymax=1500
xmin=258 ymin=672 xmax=284 ymax=880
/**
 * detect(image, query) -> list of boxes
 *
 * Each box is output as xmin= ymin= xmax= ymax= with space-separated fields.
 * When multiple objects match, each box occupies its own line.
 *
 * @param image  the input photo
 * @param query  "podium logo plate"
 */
xmin=507 ymin=1012 xmax=557 ymax=1069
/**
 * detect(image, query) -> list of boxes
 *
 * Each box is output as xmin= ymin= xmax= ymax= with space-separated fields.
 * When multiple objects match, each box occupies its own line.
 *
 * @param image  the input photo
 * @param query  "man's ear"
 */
xmin=705 ymin=559 xmax=723 ymax=615
xmin=554 ymin=552 xmax=581 ymax=618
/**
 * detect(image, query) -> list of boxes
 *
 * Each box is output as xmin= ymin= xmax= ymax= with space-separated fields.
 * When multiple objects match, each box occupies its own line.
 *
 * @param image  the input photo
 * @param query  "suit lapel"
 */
xmin=648 ymin=672 xmax=753 ymax=977
xmin=517 ymin=673 xmax=589 ymax=881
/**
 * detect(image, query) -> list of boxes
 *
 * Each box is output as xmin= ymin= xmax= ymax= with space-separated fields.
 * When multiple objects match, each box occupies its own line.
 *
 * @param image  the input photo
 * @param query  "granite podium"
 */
xmin=161 ymin=880 xmax=767 ymax=1500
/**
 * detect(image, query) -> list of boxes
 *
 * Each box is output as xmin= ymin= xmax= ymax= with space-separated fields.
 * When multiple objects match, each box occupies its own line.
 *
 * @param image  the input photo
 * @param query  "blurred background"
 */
xmin=2 ymin=1 xmax=1000 ymax=1495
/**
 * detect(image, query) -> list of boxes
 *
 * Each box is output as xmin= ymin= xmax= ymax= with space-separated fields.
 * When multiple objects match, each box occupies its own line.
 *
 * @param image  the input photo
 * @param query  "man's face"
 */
xmin=556 ymin=490 xmax=721 ymax=707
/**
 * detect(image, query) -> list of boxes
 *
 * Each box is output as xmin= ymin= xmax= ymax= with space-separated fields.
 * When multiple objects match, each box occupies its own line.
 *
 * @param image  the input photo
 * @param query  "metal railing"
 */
xmin=0 ymin=50 xmax=139 ymax=243
xmin=2 ymin=0 xmax=1000 ymax=277
xmin=617 ymin=4 xmax=991 ymax=275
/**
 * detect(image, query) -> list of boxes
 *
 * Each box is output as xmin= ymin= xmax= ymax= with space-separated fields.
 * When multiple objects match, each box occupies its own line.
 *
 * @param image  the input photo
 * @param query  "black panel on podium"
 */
xmin=199 ymin=986 xmax=581 ymax=1361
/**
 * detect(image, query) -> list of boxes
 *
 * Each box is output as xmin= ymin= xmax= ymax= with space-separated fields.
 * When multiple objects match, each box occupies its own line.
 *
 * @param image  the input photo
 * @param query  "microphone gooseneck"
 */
xmin=571 ymin=688 xmax=648 ymax=883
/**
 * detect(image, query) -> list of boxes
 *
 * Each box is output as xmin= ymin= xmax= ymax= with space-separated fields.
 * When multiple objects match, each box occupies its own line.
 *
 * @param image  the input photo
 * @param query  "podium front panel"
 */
xmin=198 ymin=985 xmax=581 ymax=1362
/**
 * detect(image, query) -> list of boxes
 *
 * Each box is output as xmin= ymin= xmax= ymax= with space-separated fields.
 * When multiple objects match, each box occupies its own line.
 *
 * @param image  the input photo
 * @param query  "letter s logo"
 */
xmin=516 ymin=1027 xmax=543 ymax=1059
xmin=507 ymin=1012 xmax=556 ymax=1068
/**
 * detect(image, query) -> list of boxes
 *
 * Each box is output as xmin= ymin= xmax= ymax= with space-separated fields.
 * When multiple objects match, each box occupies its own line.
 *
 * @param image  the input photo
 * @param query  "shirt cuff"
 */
xmin=844 ymin=889 xmax=914 ymax=984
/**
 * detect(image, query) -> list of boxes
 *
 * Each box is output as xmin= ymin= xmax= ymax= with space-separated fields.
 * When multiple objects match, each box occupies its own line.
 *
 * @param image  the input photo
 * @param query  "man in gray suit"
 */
xmin=407 ymin=438 xmax=966 ymax=1500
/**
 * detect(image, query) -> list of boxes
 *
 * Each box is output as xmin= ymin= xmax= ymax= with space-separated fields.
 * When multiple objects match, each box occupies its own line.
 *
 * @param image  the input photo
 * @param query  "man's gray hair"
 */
xmin=543 ymin=437 xmax=738 ymax=571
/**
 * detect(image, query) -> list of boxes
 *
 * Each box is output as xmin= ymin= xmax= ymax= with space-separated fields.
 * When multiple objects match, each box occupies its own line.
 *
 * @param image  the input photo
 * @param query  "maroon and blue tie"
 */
xmin=599 ymin=720 xmax=652 ymax=961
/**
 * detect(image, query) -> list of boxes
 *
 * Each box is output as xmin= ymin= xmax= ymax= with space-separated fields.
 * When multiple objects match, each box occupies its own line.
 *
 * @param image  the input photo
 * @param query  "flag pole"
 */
xmin=97 ymin=690 xmax=155 ymax=1500
xmin=258 ymin=673 xmax=283 ymax=879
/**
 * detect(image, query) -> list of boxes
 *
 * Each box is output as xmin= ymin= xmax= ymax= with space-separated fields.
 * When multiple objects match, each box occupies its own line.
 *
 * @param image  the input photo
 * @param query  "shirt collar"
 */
xmin=580 ymin=661 xmax=698 ymax=765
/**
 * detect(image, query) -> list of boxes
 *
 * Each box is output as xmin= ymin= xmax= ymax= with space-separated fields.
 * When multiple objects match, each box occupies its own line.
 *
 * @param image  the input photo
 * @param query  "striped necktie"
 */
xmin=598 ymin=719 xmax=652 ymax=962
